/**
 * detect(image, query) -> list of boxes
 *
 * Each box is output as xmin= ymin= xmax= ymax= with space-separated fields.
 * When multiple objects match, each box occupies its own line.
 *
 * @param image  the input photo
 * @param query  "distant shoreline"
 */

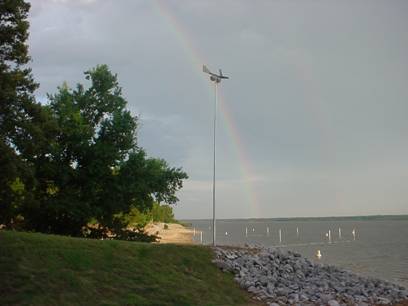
xmin=182 ymin=214 xmax=408 ymax=222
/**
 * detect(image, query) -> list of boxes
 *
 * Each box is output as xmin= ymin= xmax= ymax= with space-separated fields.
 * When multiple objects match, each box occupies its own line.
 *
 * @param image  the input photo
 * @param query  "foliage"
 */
xmin=83 ymin=223 xmax=158 ymax=243
xmin=123 ymin=202 xmax=177 ymax=227
xmin=0 ymin=231 xmax=254 ymax=306
xmin=21 ymin=65 xmax=187 ymax=237
xmin=123 ymin=207 xmax=152 ymax=227
xmin=0 ymin=0 xmax=54 ymax=227
xmin=0 ymin=1 xmax=188 ymax=240
xmin=151 ymin=202 xmax=177 ymax=223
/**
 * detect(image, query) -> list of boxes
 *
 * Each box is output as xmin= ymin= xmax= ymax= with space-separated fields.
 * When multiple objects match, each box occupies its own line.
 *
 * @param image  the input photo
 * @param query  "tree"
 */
xmin=0 ymin=1 xmax=188 ymax=237
xmin=0 ymin=0 xmax=51 ymax=226
xmin=151 ymin=202 xmax=176 ymax=223
xmin=23 ymin=65 xmax=188 ymax=237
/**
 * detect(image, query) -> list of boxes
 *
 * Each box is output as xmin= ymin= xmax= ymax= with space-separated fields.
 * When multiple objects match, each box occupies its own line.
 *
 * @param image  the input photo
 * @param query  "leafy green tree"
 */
xmin=151 ymin=202 xmax=176 ymax=223
xmin=24 ymin=65 xmax=188 ymax=237
xmin=0 ymin=0 xmax=52 ymax=226
xmin=0 ymin=1 xmax=188 ymax=238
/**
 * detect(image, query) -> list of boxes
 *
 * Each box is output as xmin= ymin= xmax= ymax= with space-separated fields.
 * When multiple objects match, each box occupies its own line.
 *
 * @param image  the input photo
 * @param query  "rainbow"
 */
xmin=153 ymin=0 xmax=261 ymax=217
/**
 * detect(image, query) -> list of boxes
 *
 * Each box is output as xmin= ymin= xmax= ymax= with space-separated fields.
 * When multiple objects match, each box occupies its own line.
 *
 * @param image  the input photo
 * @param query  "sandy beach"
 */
xmin=144 ymin=222 xmax=194 ymax=244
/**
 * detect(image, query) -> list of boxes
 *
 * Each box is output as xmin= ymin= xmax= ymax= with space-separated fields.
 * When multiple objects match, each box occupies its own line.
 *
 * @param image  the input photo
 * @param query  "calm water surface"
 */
xmin=187 ymin=219 xmax=408 ymax=287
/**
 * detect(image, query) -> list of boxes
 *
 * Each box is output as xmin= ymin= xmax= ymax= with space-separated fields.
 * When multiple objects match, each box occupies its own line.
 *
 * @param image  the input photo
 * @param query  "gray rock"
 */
xmin=377 ymin=297 xmax=391 ymax=304
xmin=327 ymin=300 xmax=340 ymax=306
xmin=258 ymin=275 xmax=268 ymax=286
xmin=277 ymin=296 xmax=288 ymax=304
xmin=244 ymin=280 xmax=253 ymax=289
xmin=283 ymin=263 xmax=293 ymax=273
xmin=288 ymin=293 xmax=299 ymax=303
xmin=276 ymin=287 xmax=290 ymax=297
xmin=247 ymin=285 xmax=257 ymax=293
xmin=212 ymin=245 xmax=407 ymax=306
xmin=266 ymin=283 xmax=275 ymax=294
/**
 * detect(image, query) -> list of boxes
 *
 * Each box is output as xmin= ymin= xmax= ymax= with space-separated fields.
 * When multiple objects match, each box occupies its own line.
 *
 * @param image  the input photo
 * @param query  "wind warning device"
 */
xmin=203 ymin=65 xmax=229 ymax=83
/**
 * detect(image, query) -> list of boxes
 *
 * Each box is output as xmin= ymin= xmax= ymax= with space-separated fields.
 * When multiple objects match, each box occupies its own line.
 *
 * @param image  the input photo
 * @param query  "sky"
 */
xmin=28 ymin=0 xmax=408 ymax=219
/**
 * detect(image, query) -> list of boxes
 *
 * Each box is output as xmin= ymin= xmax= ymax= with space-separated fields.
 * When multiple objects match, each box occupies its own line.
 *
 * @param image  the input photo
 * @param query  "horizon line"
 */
xmin=180 ymin=213 xmax=408 ymax=221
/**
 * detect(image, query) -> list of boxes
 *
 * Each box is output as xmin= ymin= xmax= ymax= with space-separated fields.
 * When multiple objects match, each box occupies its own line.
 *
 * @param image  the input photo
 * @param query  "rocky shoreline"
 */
xmin=212 ymin=246 xmax=408 ymax=306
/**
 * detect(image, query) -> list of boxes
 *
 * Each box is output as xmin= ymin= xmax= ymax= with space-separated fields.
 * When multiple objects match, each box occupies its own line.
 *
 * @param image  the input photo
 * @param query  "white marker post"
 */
xmin=352 ymin=228 xmax=356 ymax=241
xmin=296 ymin=227 xmax=299 ymax=238
xmin=266 ymin=226 xmax=270 ymax=236
xmin=245 ymin=227 xmax=248 ymax=237
xmin=279 ymin=229 xmax=282 ymax=244
xmin=193 ymin=228 xmax=196 ymax=236
xmin=328 ymin=229 xmax=332 ymax=244
xmin=338 ymin=227 xmax=342 ymax=239
xmin=200 ymin=231 xmax=203 ymax=244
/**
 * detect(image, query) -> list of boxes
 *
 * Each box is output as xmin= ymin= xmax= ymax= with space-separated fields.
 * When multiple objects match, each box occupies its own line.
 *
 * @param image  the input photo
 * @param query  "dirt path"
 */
xmin=144 ymin=222 xmax=194 ymax=244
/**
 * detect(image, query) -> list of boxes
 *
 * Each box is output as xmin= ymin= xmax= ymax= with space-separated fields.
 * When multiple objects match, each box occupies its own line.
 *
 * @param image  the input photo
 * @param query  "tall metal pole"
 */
xmin=202 ymin=65 xmax=228 ymax=247
xmin=212 ymin=82 xmax=218 ymax=246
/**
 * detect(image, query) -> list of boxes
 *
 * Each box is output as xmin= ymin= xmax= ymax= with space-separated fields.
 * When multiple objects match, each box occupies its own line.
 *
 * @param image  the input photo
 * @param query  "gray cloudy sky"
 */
xmin=28 ymin=0 xmax=408 ymax=219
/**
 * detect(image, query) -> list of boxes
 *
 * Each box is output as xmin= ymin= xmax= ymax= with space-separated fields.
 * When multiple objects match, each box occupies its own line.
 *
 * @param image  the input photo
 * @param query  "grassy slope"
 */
xmin=0 ymin=231 xmax=254 ymax=306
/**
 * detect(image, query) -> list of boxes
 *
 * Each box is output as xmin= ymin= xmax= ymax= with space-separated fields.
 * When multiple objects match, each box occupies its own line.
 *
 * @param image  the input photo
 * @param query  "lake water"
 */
xmin=187 ymin=218 xmax=408 ymax=288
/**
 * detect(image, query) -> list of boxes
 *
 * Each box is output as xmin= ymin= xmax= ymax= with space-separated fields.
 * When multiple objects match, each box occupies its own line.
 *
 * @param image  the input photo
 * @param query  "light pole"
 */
xmin=203 ymin=65 xmax=229 ymax=246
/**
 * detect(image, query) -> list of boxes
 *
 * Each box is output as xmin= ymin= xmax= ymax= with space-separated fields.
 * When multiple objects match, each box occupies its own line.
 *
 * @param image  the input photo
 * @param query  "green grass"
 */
xmin=0 ymin=230 xmax=255 ymax=306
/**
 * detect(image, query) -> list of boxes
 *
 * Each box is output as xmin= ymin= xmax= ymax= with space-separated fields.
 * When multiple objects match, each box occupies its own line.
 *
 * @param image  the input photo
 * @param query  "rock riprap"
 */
xmin=212 ymin=246 xmax=408 ymax=305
